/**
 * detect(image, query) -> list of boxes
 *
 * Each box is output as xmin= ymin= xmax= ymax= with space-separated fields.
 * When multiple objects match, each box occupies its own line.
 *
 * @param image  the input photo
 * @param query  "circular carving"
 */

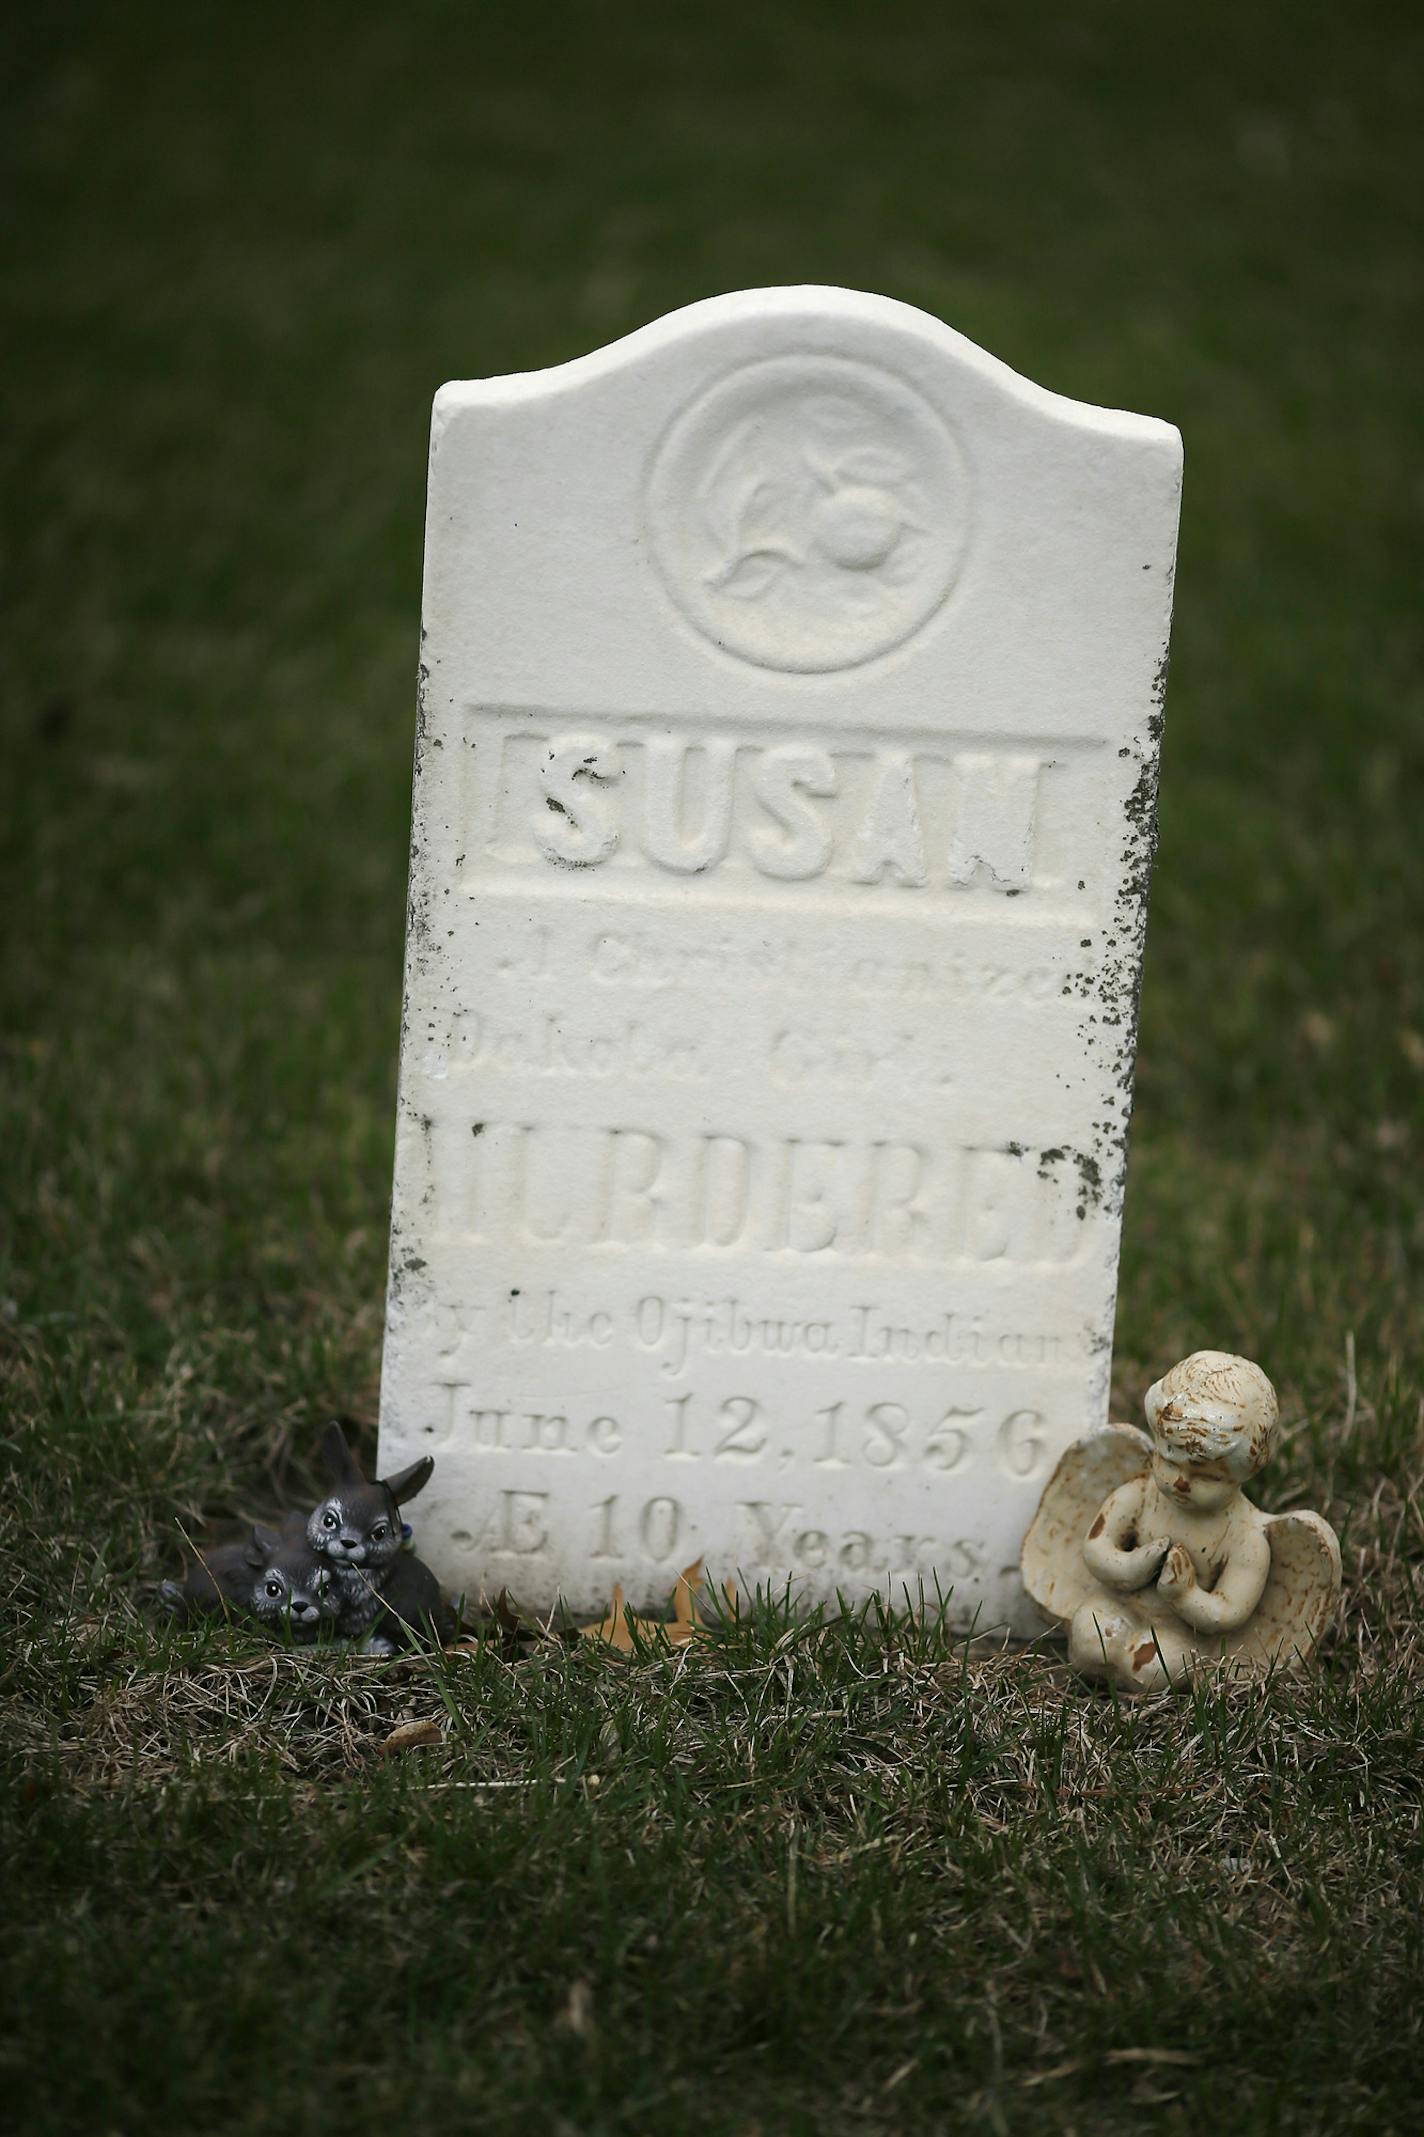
xmin=646 ymin=354 xmax=970 ymax=673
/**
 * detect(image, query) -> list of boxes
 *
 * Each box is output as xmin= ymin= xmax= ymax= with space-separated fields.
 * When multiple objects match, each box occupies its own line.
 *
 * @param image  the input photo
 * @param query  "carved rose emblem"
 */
xmin=701 ymin=395 xmax=932 ymax=605
xmin=646 ymin=354 xmax=969 ymax=672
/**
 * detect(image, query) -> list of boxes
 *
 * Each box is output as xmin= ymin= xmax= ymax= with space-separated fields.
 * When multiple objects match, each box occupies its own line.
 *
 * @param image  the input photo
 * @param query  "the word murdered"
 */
xmin=427 ymin=1120 xmax=1089 ymax=1264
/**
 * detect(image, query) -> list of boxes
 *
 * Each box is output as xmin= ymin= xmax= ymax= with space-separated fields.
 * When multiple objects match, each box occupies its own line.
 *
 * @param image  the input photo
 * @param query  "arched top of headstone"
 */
xmin=435 ymin=283 xmax=1179 ymax=446
xmin=423 ymin=285 xmax=1180 ymax=689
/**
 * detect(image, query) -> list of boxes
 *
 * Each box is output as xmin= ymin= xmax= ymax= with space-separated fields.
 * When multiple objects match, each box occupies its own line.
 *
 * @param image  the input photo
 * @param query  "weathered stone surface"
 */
xmin=377 ymin=286 xmax=1182 ymax=1629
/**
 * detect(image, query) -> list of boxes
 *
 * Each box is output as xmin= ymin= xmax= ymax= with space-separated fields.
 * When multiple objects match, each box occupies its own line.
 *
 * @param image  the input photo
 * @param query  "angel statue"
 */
xmin=1020 ymin=1350 xmax=1341 ymax=1692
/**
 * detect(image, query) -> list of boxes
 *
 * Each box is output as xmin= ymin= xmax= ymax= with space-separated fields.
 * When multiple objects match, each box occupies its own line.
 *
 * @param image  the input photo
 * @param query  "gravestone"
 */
xmin=377 ymin=287 xmax=1181 ymax=1632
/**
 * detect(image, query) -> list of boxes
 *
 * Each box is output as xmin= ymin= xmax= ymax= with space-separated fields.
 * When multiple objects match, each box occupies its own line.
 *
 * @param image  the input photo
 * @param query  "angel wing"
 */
xmin=1020 ymin=1424 xmax=1152 ymax=1625
xmin=1221 ymin=1510 xmax=1341 ymax=1671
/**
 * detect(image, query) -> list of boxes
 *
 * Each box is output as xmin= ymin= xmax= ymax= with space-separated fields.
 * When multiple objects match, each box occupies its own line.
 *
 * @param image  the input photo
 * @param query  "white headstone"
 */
xmin=378 ymin=287 xmax=1181 ymax=1632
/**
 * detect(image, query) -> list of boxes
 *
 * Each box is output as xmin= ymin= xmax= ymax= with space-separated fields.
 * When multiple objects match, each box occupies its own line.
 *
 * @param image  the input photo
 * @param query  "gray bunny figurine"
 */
xmin=307 ymin=1420 xmax=451 ymax=1649
xmin=161 ymin=1523 xmax=341 ymax=1642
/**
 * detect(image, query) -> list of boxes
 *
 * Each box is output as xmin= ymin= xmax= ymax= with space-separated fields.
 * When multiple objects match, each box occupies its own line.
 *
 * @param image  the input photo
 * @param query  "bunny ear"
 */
xmin=320 ymin=1418 xmax=364 ymax=1485
xmin=382 ymin=1456 xmax=434 ymax=1506
xmin=243 ymin=1523 xmax=280 ymax=1567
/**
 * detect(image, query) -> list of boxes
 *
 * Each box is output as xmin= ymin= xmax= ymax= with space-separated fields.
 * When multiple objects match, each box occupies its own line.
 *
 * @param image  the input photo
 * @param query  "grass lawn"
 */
xmin=4 ymin=3 xmax=1422 ymax=2130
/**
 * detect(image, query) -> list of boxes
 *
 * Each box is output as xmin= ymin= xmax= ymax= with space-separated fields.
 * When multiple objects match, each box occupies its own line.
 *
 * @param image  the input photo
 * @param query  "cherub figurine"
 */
xmin=1021 ymin=1350 xmax=1340 ymax=1692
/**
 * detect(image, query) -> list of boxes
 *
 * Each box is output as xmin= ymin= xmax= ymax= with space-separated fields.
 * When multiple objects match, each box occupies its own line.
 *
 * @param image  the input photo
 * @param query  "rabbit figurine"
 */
xmin=306 ymin=1420 xmax=452 ymax=1650
xmin=161 ymin=1523 xmax=341 ymax=1642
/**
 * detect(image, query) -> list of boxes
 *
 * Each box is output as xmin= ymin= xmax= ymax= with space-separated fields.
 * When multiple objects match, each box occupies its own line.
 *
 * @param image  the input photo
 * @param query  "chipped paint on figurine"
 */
xmin=1020 ymin=1351 xmax=1340 ymax=1691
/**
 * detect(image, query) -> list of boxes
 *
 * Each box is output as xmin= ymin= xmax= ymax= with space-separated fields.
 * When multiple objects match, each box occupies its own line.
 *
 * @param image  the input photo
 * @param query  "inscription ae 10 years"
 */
xmin=444 ymin=1485 xmax=993 ymax=1586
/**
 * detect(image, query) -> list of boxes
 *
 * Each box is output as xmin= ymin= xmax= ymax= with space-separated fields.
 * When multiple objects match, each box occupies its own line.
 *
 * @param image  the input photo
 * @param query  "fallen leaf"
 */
xmin=578 ymin=1561 xmax=738 ymax=1652
xmin=1105 ymin=2048 xmax=1196 ymax=2067
xmin=665 ymin=1557 xmax=705 ymax=1645
xmin=671 ymin=1558 xmax=703 ymax=1622
xmin=380 ymin=1718 xmax=443 ymax=1753
xmin=487 ymin=1584 xmax=544 ymax=1659
xmin=579 ymin=1584 xmax=657 ymax=1653
xmin=450 ymin=1587 xmax=577 ymax=1660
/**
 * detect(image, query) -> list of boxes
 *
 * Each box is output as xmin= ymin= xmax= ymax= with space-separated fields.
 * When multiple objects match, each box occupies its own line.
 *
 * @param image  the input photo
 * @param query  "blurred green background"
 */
xmin=5 ymin=0 xmax=1422 ymax=1393
xmin=3 ymin=4 xmax=1421 ymax=2130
